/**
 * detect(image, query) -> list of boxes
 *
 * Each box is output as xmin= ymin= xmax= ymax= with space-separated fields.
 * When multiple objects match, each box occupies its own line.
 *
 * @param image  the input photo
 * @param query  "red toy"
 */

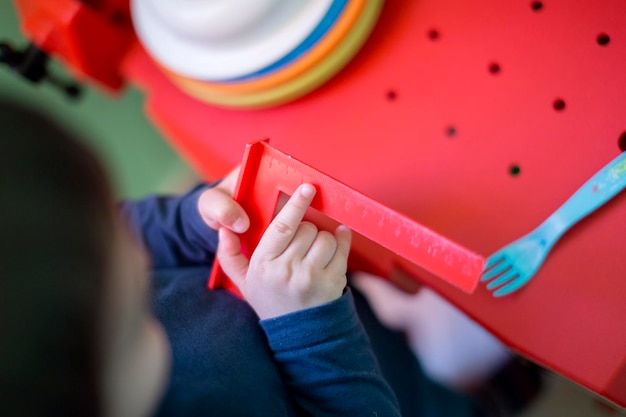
xmin=208 ymin=139 xmax=485 ymax=296
xmin=12 ymin=0 xmax=626 ymax=407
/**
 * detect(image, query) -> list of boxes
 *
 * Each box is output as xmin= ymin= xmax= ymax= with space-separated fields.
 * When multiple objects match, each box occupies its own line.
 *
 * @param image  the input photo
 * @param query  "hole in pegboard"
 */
xmin=597 ymin=33 xmax=611 ymax=46
xmin=618 ymin=132 xmax=626 ymax=152
xmin=531 ymin=1 xmax=544 ymax=11
xmin=509 ymin=165 xmax=521 ymax=176
xmin=445 ymin=125 xmax=457 ymax=138
xmin=110 ymin=10 xmax=130 ymax=27
xmin=553 ymin=98 xmax=566 ymax=111
xmin=386 ymin=90 xmax=397 ymax=101
xmin=427 ymin=29 xmax=440 ymax=41
xmin=488 ymin=62 xmax=501 ymax=75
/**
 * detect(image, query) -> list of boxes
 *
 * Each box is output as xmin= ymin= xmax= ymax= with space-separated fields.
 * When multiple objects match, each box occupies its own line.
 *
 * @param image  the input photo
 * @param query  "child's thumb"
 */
xmin=217 ymin=228 xmax=249 ymax=291
xmin=199 ymin=188 xmax=250 ymax=233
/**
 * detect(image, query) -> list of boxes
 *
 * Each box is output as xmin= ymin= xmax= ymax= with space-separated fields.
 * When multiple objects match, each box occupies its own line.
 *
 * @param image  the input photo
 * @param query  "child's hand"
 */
xmin=197 ymin=166 xmax=250 ymax=233
xmin=217 ymin=184 xmax=352 ymax=319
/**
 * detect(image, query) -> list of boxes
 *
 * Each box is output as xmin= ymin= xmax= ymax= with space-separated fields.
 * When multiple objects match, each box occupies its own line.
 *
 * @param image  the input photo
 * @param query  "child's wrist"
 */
xmin=259 ymin=288 xmax=354 ymax=348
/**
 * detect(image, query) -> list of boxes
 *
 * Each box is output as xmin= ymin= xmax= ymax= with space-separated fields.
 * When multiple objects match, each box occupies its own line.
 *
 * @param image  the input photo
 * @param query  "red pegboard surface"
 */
xmin=16 ymin=0 xmax=626 ymax=407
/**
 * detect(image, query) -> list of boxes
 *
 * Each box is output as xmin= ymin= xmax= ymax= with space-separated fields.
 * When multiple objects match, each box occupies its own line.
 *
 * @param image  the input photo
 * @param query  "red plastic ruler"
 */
xmin=209 ymin=140 xmax=485 ymax=296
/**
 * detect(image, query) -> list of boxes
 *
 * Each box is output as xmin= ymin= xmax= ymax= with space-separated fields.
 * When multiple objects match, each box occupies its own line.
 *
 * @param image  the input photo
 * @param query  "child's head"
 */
xmin=0 ymin=99 xmax=169 ymax=417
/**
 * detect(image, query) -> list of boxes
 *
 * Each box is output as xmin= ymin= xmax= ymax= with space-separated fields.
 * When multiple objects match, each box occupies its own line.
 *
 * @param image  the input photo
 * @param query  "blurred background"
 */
xmin=2 ymin=1 xmax=626 ymax=416
xmin=0 ymin=1 xmax=197 ymax=200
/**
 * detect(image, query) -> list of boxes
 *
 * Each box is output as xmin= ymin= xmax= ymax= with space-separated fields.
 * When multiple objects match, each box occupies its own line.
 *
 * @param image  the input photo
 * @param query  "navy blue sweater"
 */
xmin=120 ymin=184 xmax=402 ymax=417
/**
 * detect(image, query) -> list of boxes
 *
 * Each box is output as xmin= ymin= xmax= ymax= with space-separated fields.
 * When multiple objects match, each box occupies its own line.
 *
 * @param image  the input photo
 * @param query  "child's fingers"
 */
xmin=217 ymin=228 xmax=249 ymax=289
xmin=284 ymin=222 xmax=318 ymax=258
xmin=349 ymin=271 xmax=414 ymax=330
xmin=303 ymin=230 xmax=337 ymax=268
xmin=257 ymin=184 xmax=316 ymax=258
xmin=335 ymin=225 xmax=352 ymax=259
xmin=198 ymin=188 xmax=250 ymax=233
xmin=325 ymin=225 xmax=352 ymax=272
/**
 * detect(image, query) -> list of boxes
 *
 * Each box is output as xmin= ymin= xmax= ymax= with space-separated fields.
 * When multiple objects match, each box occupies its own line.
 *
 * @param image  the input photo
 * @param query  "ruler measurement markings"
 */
xmin=215 ymin=141 xmax=484 ymax=294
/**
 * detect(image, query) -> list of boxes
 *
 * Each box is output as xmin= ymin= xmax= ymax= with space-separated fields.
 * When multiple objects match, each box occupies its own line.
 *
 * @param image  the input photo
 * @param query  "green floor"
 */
xmin=0 ymin=2 xmax=196 ymax=200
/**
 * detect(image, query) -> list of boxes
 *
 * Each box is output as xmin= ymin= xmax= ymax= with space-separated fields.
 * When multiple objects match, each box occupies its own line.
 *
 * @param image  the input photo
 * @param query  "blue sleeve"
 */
xmin=119 ymin=183 xmax=220 ymax=268
xmin=260 ymin=288 xmax=402 ymax=417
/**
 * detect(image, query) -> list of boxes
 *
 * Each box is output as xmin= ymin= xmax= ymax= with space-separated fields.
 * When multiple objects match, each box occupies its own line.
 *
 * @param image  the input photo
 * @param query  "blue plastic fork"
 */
xmin=481 ymin=151 xmax=626 ymax=297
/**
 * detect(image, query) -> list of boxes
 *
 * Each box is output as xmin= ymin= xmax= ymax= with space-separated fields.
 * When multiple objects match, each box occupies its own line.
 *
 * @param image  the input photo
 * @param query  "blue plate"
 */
xmin=222 ymin=0 xmax=349 ymax=82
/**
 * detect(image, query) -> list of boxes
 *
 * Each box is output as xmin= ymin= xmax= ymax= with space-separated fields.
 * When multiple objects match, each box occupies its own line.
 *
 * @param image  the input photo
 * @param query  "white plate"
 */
xmin=131 ymin=0 xmax=334 ymax=81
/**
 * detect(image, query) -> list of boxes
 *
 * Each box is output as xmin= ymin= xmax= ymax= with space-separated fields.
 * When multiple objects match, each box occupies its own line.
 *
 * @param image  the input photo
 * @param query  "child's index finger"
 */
xmin=257 ymin=184 xmax=316 ymax=258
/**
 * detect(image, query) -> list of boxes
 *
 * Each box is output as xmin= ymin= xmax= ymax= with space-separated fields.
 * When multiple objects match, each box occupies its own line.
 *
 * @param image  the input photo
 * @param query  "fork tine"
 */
xmin=481 ymin=260 xmax=511 ymax=281
xmin=484 ymin=253 xmax=506 ymax=270
xmin=486 ymin=270 xmax=519 ymax=290
xmin=493 ymin=277 xmax=529 ymax=297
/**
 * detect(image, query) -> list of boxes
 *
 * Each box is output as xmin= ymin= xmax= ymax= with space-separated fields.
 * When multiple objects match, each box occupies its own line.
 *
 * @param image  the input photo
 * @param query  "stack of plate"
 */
xmin=131 ymin=0 xmax=384 ymax=109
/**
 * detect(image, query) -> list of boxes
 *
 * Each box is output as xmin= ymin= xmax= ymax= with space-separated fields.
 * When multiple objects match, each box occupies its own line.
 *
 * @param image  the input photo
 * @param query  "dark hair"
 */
xmin=0 ymin=99 xmax=115 ymax=416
